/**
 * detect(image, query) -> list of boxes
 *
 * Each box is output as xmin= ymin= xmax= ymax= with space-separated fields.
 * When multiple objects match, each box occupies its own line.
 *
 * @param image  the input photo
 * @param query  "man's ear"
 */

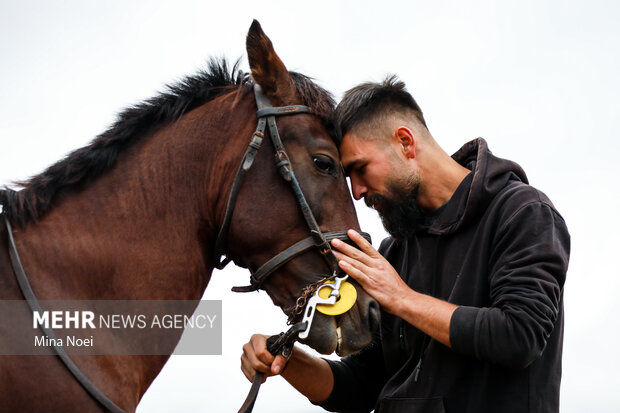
xmin=395 ymin=126 xmax=416 ymax=159
xmin=246 ymin=20 xmax=296 ymax=104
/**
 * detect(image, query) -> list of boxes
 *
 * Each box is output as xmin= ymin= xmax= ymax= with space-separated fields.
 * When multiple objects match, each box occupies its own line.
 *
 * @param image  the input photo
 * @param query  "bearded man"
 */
xmin=241 ymin=77 xmax=570 ymax=413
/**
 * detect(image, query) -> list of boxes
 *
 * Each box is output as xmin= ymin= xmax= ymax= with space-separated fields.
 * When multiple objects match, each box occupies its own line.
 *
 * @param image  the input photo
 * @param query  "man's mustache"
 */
xmin=365 ymin=193 xmax=389 ymax=210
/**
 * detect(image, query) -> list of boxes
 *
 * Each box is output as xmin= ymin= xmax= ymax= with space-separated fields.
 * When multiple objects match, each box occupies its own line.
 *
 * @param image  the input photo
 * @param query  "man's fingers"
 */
xmin=331 ymin=237 xmax=372 ymax=266
xmin=332 ymin=250 xmax=349 ymax=262
xmin=271 ymin=354 xmax=288 ymax=375
xmin=250 ymin=334 xmax=275 ymax=365
xmin=334 ymin=250 xmax=371 ymax=275
xmin=338 ymin=259 xmax=371 ymax=286
xmin=240 ymin=355 xmax=267 ymax=382
xmin=240 ymin=359 xmax=253 ymax=382
xmin=347 ymin=229 xmax=379 ymax=257
xmin=331 ymin=229 xmax=380 ymax=263
xmin=240 ymin=334 xmax=290 ymax=384
xmin=241 ymin=353 xmax=266 ymax=383
xmin=240 ymin=334 xmax=293 ymax=389
xmin=242 ymin=338 xmax=272 ymax=374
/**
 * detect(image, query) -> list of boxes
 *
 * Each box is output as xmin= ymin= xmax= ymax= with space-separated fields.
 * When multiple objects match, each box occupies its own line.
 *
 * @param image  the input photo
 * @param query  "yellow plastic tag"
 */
xmin=316 ymin=281 xmax=357 ymax=316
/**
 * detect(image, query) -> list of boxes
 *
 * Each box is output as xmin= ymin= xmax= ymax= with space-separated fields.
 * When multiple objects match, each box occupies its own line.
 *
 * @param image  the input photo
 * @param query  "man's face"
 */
xmin=339 ymin=133 xmax=394 ymax=205
xmin=340 ymin=132 xmax=425 ymax=239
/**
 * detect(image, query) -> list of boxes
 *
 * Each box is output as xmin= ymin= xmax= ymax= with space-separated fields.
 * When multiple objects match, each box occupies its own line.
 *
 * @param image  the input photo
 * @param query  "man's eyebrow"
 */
xmin=343 ymin=160 xmax=361 ymax=177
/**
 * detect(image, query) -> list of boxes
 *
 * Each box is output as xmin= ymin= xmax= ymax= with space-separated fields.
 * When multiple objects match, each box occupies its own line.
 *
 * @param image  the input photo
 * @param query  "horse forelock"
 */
xmin=288 ymin=71 xmax=337 ymax=140
xmin=3 ymin=59 xmax=336 ymax=226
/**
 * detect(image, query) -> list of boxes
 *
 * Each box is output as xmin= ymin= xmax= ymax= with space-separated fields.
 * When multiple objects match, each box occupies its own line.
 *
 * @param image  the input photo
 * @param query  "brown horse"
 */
xmin=0 ymin=21 xmax=379 ymax=412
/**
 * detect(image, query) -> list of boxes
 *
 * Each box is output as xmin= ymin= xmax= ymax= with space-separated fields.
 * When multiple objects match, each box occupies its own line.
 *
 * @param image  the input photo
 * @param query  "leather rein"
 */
xmin=2 ymin=215 xmax=126 ymax=413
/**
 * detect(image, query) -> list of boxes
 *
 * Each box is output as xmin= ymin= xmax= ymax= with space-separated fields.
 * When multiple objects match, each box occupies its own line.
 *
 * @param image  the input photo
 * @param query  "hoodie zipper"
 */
xmin=413 ymin=335 xmax=430 ymax=382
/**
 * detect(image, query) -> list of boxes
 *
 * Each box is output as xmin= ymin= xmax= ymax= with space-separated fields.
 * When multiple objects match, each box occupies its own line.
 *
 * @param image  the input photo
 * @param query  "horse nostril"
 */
xmin=367 ymin=299 xmax=380 ymax=333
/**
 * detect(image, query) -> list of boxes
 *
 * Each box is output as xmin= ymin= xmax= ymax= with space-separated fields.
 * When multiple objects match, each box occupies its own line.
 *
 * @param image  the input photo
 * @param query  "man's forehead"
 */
xmin=339 ymin=133 xmax=363 ymax=160
xmin=340 ymin=132 xmax=380 ymax=156
xmin=340 ymin=133 xmax=382 ymax=173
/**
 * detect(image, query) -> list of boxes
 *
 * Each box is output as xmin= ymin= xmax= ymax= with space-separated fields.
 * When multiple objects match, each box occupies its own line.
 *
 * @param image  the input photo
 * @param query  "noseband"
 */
xmin=213 ymin=84 xmax=370 ymax=296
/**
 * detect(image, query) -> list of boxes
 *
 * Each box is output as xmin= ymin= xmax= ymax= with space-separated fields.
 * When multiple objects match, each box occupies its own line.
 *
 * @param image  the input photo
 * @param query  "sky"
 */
xmin=1 ymin=1 xmax=619 ymax=412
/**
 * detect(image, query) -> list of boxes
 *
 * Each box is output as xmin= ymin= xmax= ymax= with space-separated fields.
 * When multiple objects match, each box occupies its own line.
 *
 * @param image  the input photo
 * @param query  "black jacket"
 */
xmin=316 ymin=138 xmax=570 ymax=413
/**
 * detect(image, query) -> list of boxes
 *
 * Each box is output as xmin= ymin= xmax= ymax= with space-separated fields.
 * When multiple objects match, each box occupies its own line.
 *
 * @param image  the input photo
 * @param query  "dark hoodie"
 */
xmin=316 ymin=138 xmax=570 ymax=413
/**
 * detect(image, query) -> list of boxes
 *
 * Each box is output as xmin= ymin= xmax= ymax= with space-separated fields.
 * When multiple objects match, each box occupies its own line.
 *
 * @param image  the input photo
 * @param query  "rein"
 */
xmin=237 ymin=322 xmax=308 ymax=413
xmin=2 ymin=214 xmax=126 ymax=413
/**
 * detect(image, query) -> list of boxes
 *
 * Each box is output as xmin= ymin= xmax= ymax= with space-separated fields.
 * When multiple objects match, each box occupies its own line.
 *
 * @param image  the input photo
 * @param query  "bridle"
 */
xmin=213 ymin=83 xmax=370 ymax=299
xmin=218 ymin=84 xmax=371 ymax=413
xmin=1 ymin=83 xmax=370 ymax=413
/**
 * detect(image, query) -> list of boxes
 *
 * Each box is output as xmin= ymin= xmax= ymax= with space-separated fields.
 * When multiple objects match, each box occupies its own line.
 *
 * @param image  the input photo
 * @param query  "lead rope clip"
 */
xmin=297 ymin=274 xmax=347 ymax=340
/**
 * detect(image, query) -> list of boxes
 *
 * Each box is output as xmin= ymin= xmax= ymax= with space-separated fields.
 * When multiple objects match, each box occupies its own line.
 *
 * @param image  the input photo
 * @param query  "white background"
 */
xmin=1 ymin=1 xmax=618 ymax=412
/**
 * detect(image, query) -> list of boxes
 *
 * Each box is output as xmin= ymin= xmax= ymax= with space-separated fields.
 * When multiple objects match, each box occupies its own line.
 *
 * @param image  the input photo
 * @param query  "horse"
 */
xmin=0 ymin=21 xmax=379 ymax=412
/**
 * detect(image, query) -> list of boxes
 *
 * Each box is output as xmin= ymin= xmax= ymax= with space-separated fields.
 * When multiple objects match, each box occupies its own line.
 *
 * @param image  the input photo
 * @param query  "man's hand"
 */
xmin=240 ymin=334 xmax=335 ymax=402
xmin=332 ymin=229 xmax=457 ymax=348
xmin=240 ymin=334 xmax=289 ymax=383
xmin=331 ymin=229 xmax=410 ymax=315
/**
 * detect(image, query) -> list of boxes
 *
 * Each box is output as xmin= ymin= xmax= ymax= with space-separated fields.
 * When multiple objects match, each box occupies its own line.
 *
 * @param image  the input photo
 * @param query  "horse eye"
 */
xmin=313 ymin=155 xmax=335 ymax=175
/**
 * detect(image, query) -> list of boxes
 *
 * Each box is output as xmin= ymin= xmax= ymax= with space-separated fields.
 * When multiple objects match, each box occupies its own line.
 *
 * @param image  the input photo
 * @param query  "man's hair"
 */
xmin=334 ymin=75 xmax=427 ymax=145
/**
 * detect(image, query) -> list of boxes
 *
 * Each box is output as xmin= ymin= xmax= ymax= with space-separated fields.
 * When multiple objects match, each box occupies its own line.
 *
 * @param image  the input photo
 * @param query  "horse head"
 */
xmin=218 ymin=21 xmax=379 ymax=355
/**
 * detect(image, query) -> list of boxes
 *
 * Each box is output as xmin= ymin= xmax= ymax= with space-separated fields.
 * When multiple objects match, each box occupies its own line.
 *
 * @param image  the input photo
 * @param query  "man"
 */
xmin=241 ymin=76 xmax=570 ymax=412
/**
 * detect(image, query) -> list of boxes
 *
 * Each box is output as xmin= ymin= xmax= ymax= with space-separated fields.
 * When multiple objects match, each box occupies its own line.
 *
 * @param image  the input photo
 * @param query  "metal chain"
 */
xmin=285 ymin=273 xmax=338 ymax=324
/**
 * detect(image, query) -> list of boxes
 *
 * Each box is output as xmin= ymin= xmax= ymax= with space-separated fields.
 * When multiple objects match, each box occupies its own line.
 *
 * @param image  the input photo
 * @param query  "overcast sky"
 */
xmin=1 ymin=1 xmax=619 ymax=412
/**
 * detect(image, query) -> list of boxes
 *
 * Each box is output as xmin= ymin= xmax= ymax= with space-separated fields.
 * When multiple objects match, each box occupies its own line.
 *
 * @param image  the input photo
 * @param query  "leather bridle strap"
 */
xmin=215 ymin=84 xmax=353 ymax=293
xmin=259 ymin=89 xmax=340 ymax=274
xmin=232 ymin=230 xmax=371 ymax=293
xmin=3 ymin=215 xmax=126 ymax=413
xmin=212 ymin=89 xmax=311 ymax=270
xmin=213 ymin=115 xmax=268 ymax=270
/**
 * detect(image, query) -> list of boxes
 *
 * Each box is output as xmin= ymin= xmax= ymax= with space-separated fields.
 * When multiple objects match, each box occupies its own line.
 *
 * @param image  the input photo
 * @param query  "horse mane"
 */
xmin=0 ymin=58 xmax=336 ymax=226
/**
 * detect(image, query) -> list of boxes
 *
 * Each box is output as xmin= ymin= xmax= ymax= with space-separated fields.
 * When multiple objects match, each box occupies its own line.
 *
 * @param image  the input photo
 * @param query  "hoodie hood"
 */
xmin=426 ymin=138 xmax=528 ymax=235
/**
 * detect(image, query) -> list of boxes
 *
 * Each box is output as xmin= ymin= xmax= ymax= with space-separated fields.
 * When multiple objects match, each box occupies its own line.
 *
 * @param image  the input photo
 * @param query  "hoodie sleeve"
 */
xmin=312 ymin=333 xmax=386 ymax=412
xmin=450 ymin=200 xmax=570 ymax=369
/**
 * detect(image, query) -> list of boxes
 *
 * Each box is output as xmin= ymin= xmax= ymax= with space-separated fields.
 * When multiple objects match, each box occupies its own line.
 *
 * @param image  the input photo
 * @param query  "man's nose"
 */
xmin=351 ymin=178 xmax=368 ymax=201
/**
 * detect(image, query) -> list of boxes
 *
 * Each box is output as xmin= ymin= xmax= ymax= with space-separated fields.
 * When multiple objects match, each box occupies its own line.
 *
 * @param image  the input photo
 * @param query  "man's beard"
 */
xmin=365 ymin=171 xmax=426 ymax=240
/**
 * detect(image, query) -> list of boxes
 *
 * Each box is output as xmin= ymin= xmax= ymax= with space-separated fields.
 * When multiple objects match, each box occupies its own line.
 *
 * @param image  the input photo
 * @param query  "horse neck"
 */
xmin=14 ymin=89 xmax=255 ymax=300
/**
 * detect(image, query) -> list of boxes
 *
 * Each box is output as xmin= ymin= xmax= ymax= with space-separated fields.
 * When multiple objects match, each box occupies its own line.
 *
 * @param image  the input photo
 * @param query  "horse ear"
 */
xmin=246 ymin=20 xmax=296 ymax=103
